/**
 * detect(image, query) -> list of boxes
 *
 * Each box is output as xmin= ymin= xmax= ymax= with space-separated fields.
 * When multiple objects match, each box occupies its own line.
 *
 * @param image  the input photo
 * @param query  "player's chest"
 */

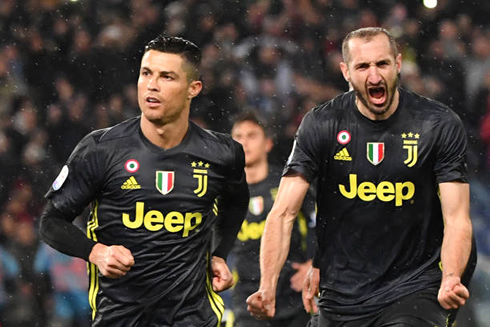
xmin=102 ymin=151 xmax=226 ymax=202
xmin=328 ymin=125 xmax=434 ymax=176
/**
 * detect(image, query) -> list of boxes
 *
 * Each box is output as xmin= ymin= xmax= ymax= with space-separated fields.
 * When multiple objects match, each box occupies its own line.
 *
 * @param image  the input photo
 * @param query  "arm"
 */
xmin=211 ymin=182 xmax=248 ymax=291
xmin=437 ymin=182 xmax=473 ymax=309
xmin=247 ymin=173 xmax=310 ymax=319
xmin=210 ymin=256 xmax=234 ymax=292
xmin=211 ymin=140 xmax=249 ymax=291
xmin=302 ymin=265 xmax=320 ymax=314
xmin=212 ymin=180 xmax=249 ymax=260
xmin=290 ymin=259 xmax=312 ymax=292
xmin=291 ymin=190 xmax=317 ymax=291
xmin=39 ymin=201 xmax=134 ymax=278
xmin=302 ymin=242 xmax=320 ymax=313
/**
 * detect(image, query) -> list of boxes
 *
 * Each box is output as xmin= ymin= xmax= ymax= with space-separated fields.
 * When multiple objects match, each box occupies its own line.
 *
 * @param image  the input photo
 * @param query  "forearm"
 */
xmin=213 ymin=182 xmax=249 ymax=259
xmin=259 ymin=175 xmax=310 ymax=292
xmin=259 ymin=207 xmax=296 ymax=293
xmin=439 ymin=182 xmax=473 ymax=281
xmin=441 ymin=219 xmax=473 ymax=280
xmin=39 ymin=201 xmax=96 ymax=261
xmin=212 ymin=203 xmax=248 ymax=259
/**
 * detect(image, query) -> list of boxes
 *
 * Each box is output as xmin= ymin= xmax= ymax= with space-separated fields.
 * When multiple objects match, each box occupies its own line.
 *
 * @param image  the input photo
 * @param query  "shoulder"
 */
xmin=90 ymin=117 xmax=140 ymax=144
xmin=68 ymin=117 xmax=140 ymax=161
xmin=74 ymin=117 xmax=140 ymax=154
xmin=400 ymin=88 xmax=461 ymax=123
xmin=296 ymin=92 xmax=352 ymax=142
xmin=304 ymin=91 xmax=353 ymax=123
xmin=190 ymin=121 xmax=240 ymax=151
xmin=189 ymin=122 xmax=245 ymax=171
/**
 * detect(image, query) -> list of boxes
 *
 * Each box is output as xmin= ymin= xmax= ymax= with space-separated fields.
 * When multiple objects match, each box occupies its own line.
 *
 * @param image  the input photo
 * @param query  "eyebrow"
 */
xmin=354 ymin=58 xmax=392 ymax=68
xmin=141 ymin=67 xmax=179 ymax=77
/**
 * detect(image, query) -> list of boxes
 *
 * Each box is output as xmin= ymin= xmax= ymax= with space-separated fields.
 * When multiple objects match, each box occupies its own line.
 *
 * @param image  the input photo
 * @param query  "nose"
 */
xmin=367 ymin=65 xmax=382 ymax=85
xmin=147 ymin=76 xmax=159 ymax=91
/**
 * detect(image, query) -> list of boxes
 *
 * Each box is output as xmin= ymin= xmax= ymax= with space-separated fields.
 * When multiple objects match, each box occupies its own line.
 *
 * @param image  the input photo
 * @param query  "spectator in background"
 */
xmin=478 ymin=70 xmax=490 ymax=171
xmin=0 ymin=244 xmax=20 ymax=326
xmin=5 ymin=221 xmax=46 ymax=326
xmin=465 ymin=34 xmax=490 ymax=111
xmin=35 ymin=241 xmax=90 ymax=327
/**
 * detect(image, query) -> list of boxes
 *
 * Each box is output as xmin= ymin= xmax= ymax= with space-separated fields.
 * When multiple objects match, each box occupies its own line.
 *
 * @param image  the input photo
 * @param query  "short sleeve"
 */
xmin=283 ymin=110 xmax=322 ymax=183
xmin=46 ymin=132 xmax=105 ymax=216
xmin=434 ymin=110 xmax=468 ymax=183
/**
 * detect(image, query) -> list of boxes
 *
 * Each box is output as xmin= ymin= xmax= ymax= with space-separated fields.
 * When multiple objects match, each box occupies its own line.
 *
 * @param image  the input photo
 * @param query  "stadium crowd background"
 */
xmin=0 ymin=0 xmax=489 ymax=326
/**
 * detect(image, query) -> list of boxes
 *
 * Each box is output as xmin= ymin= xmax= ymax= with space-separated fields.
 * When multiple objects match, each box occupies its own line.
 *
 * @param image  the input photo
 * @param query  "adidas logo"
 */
xmin=121 ymin=176 xmax=141 ymax=189
xmin=334 ymin=148 xmax=352 ymax=161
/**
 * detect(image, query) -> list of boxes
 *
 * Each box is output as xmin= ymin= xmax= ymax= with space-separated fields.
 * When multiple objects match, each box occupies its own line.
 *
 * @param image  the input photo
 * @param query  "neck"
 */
xmin=140 ymin=115 xmax=189 ymax=149
xmin=245 ymin=159 xmax=269 ymax=184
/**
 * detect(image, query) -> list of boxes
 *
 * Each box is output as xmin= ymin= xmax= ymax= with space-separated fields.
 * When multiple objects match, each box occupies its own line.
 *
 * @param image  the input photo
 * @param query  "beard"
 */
xmin=352 ymin=74 xmax=399 ymax=118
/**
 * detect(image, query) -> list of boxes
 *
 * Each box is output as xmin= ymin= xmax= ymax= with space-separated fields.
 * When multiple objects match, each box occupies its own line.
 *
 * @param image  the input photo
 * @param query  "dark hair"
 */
xmin=232 ymin=111 xmax=271 ymax=137
xmin=341 ymin=27 xmax=398 ymax=64
xmin=145 ymin=34 xmax=201 ymax=81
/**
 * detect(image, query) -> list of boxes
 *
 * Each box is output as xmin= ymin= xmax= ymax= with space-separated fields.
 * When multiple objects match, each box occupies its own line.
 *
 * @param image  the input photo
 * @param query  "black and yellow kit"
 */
xmin=40 ymin=117 xmax=249 ymax=326
xmin=284 ymin=88 xmax=476 ymax=321
xmin=231 ymin=168 xmax=315 ymax=327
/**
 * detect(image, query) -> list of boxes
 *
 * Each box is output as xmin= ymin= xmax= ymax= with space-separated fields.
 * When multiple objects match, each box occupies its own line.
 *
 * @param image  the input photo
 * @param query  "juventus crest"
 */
xmin=192 ymin=161 xmax=210 ymax=197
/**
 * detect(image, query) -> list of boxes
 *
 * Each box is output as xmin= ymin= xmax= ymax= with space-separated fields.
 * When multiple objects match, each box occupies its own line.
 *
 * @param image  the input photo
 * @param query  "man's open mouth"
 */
xmin=368 ymin=86 xmax=386 ymax=105
xmin=146 ymin=96 xmax=161 ymax=104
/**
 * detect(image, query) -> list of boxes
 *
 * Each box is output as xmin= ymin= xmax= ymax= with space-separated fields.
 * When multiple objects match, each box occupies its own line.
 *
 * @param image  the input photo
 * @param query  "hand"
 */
xmin=290 ymin=260 xmax=312 ymax=292
xmin=89 ymin=243 xmax=134 ymax=278
xmin=302 ymin=266 xmax=319 ymax=314
xmin=211 ymin=256 xmax=234 ymax=292
xmin=438 ymin=275 xmax=470 ymax=310
xmin=246 ymin=289 xmax=275 ymax=320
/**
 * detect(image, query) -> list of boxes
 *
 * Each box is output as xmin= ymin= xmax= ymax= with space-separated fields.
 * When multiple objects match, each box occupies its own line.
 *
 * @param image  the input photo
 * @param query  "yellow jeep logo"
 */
xmin=339 ymin=174 xmax=414 ymax=206
xmin=122 ymin=202 xmax=202 ymax=236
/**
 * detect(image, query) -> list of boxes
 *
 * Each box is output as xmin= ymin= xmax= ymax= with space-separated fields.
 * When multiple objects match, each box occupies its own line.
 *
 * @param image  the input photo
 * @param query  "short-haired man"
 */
xmin=247 ymin=27 xmax=476 ymax=327
xmin=40 ymin=35 xmax=249 ymax=326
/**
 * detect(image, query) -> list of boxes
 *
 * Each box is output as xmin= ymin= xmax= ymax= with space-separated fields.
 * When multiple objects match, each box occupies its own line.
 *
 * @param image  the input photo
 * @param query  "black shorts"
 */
xmin=315 ymin=288 xmax=456 ymax=327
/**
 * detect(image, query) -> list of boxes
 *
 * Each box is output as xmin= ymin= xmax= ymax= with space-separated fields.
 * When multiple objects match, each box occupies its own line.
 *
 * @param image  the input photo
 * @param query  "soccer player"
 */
xmin=39 ymin=35 xmax=249 ymax=326
xmin=230 ymin=112 xmax=315 ymax=327
xmin=247 ymin=27 xmax=477 ymax=326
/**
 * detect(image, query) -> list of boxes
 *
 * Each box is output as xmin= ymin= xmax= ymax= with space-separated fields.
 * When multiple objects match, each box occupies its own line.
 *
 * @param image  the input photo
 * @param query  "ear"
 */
xmin=187 ymin=80 xmax=203 ymax=99
xmin=265 ymin=137 xmax=273 ymax=153
xmin=395 ymin=53 xmax=402 ymax=74
xmin=340 ymin=61 xmax=350 ymax=83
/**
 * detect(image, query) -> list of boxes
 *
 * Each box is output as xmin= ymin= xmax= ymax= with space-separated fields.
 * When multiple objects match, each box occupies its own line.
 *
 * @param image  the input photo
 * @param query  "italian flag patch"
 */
xmin=367 ymin=142 xmax=384 ymax=165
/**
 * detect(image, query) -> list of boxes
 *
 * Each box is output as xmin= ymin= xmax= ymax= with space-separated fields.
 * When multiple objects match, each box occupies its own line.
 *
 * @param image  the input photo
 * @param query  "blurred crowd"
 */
xmin=0 ymin=0 xmax=489 ymax=326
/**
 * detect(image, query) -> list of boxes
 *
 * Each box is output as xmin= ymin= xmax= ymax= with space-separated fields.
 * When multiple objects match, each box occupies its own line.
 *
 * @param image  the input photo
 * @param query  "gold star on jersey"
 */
xmin=192 ymin=161 xmax=210 ymax=197
xmin=401 ymin=132 xmax=419 ymax=167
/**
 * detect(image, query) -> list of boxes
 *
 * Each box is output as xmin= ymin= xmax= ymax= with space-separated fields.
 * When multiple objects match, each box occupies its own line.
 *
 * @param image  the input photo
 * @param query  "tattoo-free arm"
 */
xmin=438 ymin=182 xmax=473 ymax=309
xmin=247 ymin=174 xmax=310 ymax=319
xmin=39 ymin=201 xmax=96 ymax=260
xmin=39 ymin=201 xmax=135 ymax=278
xmin=212 ymin=179 xmax=249 ymax=259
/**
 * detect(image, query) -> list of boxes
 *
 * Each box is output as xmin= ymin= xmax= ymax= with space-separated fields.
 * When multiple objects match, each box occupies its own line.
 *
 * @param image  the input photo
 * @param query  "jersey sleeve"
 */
xmin=46 ymin=131 xmax=106 ymax=217
xmin=213 ymin=140 xmax=249 ymax=259
xmin=434 ymin=110 xmax=468 ymax=183
xmin=283 ymin=110 xmax=322 ymax=183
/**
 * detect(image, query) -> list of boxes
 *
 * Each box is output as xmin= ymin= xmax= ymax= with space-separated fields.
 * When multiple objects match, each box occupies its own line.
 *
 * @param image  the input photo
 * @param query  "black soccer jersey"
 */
xmin=45 ymin=117 xmax=248 ymax=326
xmin=231 ymin=168 xmax=315 ymax=321
xmin=284 ymin=88 xmax=469 ymax=319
